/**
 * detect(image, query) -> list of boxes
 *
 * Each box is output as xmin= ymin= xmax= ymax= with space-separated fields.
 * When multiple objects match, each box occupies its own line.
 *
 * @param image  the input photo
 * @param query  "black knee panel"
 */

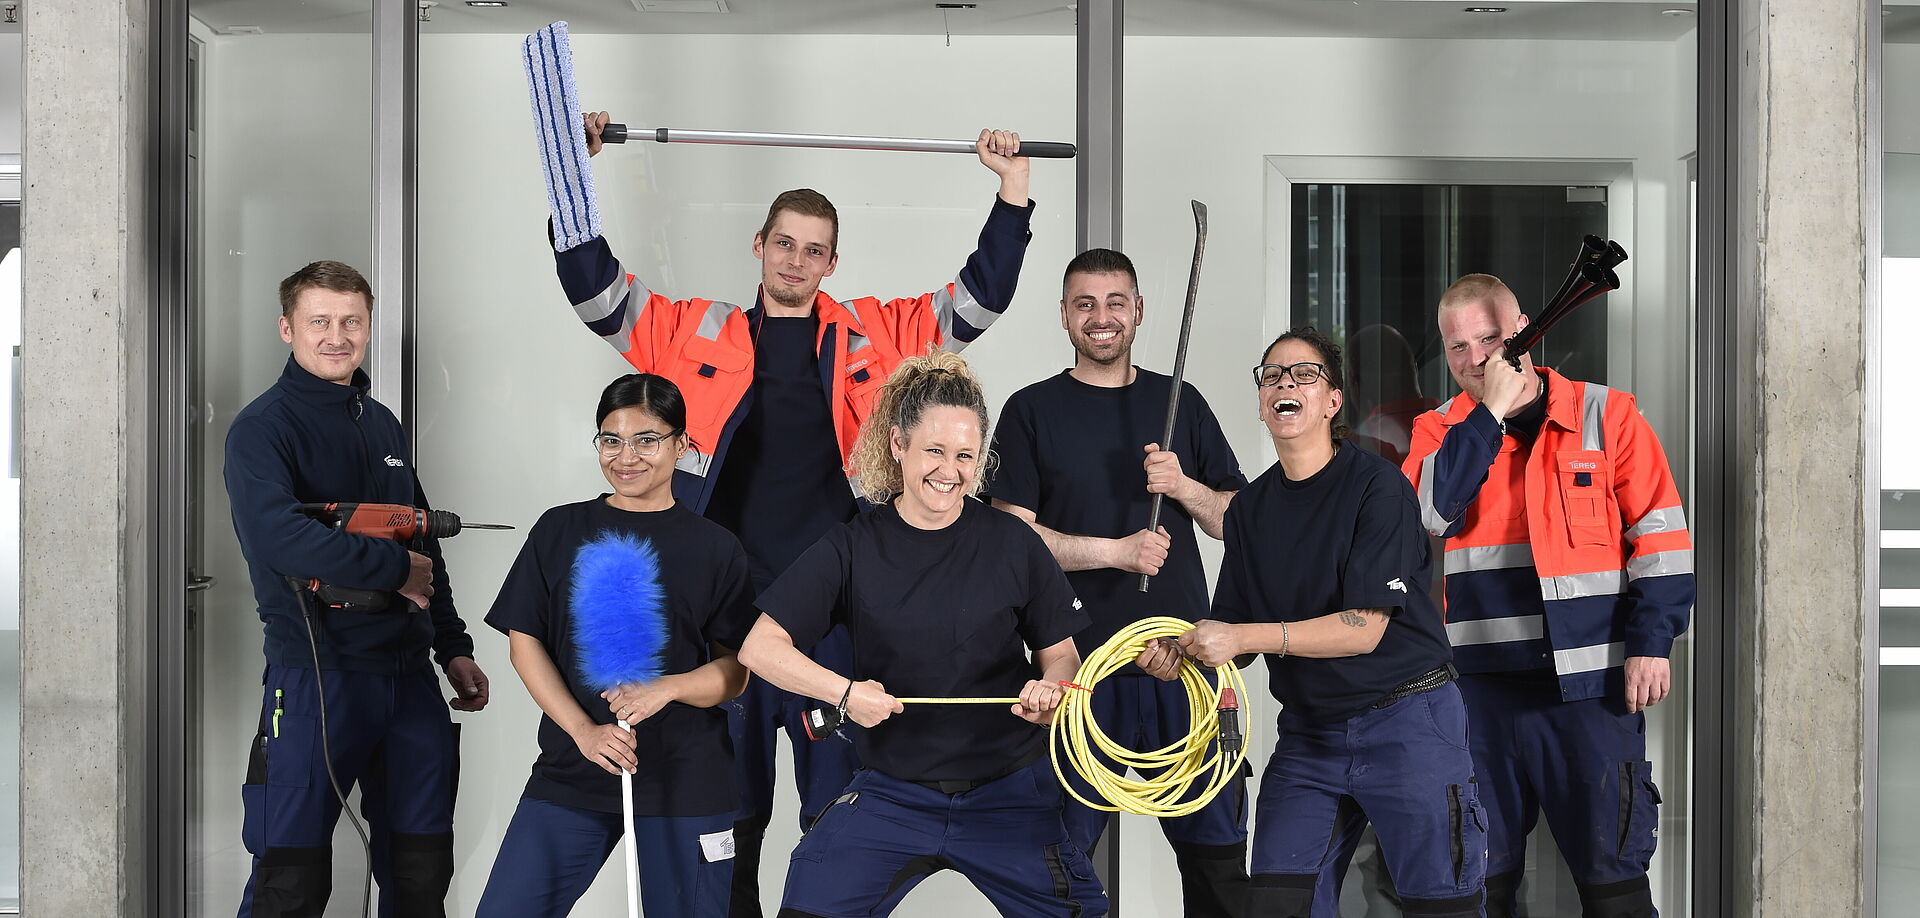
xmin=1170 ymin=840 xmax=1250 ymax=918
xmin=388 ymin=831 xmax=454 ymax=918
xmin=1580 ymin=875 xmax=1655 ymax=918
xmin=1401 ymin=891 xmax=1484 ymax=918
xmin=253 ymin=845 xmax=331 ymax=918
xmin=1249 ymin=873 xmax=1316 ymax=918
xmin=1483 ymin=867 xmax=1523 ymax=918
xmin=732 ymin=816 xmax=774 ymax=918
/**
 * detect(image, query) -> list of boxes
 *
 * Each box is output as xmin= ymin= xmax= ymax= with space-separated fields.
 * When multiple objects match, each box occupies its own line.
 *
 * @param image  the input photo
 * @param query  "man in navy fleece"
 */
xmin=224 ymin=260 xmax=490 ymax=918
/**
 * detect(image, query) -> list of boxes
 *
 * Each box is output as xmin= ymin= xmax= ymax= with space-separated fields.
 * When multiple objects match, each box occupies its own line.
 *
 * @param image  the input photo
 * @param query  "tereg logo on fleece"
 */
xmin=384 ymin=455 xmax=405 ymax=468
xmin=1387 ymin=578 xmax=1407 ymax=593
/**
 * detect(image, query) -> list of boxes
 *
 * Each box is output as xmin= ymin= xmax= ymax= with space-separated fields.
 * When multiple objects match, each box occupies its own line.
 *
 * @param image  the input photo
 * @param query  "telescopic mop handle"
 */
xmin=600 ymin=123 xmax=1078 ymax=158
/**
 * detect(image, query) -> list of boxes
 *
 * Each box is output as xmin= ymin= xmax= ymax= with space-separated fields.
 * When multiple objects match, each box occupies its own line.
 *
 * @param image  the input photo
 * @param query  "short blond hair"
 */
xmin=1438 ymin=273 xmax=1520 ymax=318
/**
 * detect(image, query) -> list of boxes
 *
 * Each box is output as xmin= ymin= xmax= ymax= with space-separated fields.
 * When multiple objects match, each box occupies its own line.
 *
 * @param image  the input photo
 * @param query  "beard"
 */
xmin=1072 ymin=328 xmax=1130 ymax=365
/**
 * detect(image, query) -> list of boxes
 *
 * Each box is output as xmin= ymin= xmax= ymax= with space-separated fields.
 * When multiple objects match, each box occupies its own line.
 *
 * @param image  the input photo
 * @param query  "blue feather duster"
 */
xmin=569 ymin=531 xmax=668 ymax=693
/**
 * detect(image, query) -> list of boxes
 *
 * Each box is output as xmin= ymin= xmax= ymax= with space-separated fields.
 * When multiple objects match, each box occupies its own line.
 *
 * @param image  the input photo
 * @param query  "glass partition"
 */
xmin=186 ymin=2 xmax=372 ymax=914
xmin=412 ymin=13 xmax=1079 ymax=916
xmin=174 ymin=0 xmax=1717 ymax=914
xmin=1123 ymin=3 xmax=1698 ymax=914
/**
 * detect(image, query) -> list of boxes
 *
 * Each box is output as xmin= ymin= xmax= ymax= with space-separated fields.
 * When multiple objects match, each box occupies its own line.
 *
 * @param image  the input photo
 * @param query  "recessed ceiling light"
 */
xmin=466 ymin=1 xmax=507 ymax=6
xmin=1659 ymin=8 xmax=1694 ymax=16
xmin=1464 ymin=7 xmax=1508 ymax=13
xmin=935 ymin=3 xmax=979 ymax=8
xmin=631 ymin=0 xmax=730 ymax=11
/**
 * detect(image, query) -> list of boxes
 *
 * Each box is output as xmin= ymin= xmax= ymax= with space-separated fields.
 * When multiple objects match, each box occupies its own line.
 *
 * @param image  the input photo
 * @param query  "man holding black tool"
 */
xmin=1403 ymin=273 xmax=1692 ymax=918
xmin=225 ymin=261 xmax=491 ymax=918
xmin=550 ymin=110 xmax=1039 ymax=916
xmin=987 ymin=248 xmax=1249 ymax=916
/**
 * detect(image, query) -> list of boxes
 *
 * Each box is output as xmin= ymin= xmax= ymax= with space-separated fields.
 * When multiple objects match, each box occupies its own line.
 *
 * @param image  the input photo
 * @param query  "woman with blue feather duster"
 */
xmin=475 ymin=373 xmax=758 ymax=918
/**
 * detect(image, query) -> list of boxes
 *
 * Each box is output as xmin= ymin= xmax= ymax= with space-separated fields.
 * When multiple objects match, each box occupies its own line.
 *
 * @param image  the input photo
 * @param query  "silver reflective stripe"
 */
xmin=838 ymin=296 xmax=865 ymax=328
xmin=1447 ymin=614 xmax=1544 ymax=647
xmin=1539 ymin=569 xmax=1624 ymax=600
xmin=676 ymin=447 xmax=713 ymax=478
xmin=1445 ymin=542 xmax=1535 ymax=574
xmin=573 ymin=274 xmax=629 ymax=323
xmin=1554 ymin=641 xmax=1625 ymax=675
xmin=1627 ymin=548 xmax=1694 ymax=580
xmin=576 ymin=276 xmax=640 ymax=348
xmin=932 ymin=279 xmax=998 ymax=353
xmin=847 ymin=331 xmax=872 ymax=356
xmin=1418 ymin=452 xmax=1454 ymax=535
xmin=1624 ymin=505 xmax=1689 ymax=542
xmin=1437 ymin=397 xmax=1456 ymax=415
xmin=696 ymin=299 xmax=737 ymax=341
xmin=1580 ymin=382 xmax=1610 ymax=451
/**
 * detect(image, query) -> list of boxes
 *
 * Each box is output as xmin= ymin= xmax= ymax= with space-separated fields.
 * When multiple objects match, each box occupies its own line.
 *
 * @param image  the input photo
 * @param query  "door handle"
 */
xmin=186 ymin=575 xmax=215 ymax=593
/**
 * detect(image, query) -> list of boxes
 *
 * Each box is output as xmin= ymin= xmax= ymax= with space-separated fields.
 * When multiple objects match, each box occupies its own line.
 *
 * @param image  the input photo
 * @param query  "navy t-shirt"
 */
xmin=707 ymin=314 xmax=858 ymax=589
xmin=756 ymin=499 xmax=1088 ymax=783
xmin=987 ymin=369 xmax=1245 ymax=656
xmin=1212 ymin=442 xmax=1453 ymax=722
xmin=485 ymin=497 xmax=756 ymax=816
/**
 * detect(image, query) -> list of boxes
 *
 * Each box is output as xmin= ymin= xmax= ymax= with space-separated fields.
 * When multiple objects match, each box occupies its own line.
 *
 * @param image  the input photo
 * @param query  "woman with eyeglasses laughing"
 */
xmin=475 ymin=373 xmax=756 ymax=918
xmin=1166 ymin=328 xmax=1485 ymax=918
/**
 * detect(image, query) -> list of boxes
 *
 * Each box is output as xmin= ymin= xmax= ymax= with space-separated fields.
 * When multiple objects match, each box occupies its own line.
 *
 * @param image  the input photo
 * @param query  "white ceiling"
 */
xmin=184 ymin=0 xmax=1709 ymax=41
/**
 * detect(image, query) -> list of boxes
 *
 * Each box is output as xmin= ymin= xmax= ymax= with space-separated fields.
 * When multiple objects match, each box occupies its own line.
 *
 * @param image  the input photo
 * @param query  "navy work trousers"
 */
xmin=238 ymin=663 xmax=459 ymax=918
xmin=777 ymin=757 xmax=1108 ymax=918
xmin=1250 ymin=682 xmax=1485 ymax=918
xmin=728 ymin=626 xmax=861 ymax=916
xmin=474 ymin=797 xmax=734 ymax=917
xmin=1458 ymin=674 xmax=1662 ymax=918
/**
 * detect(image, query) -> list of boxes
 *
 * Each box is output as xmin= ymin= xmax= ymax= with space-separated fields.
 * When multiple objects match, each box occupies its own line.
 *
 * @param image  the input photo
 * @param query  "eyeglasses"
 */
xmin=1251 ymin=362 xmax=1327 ymax=388
xmin=593 ymin=430 xmax=683 ymax=458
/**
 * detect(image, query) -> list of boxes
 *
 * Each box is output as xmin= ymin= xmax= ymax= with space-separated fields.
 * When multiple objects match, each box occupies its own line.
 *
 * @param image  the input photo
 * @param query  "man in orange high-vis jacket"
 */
xmin=550 ymin=112 xmax=1036 ymax=918
xmin=1401 ymin=274 xmax=1692 ymax=918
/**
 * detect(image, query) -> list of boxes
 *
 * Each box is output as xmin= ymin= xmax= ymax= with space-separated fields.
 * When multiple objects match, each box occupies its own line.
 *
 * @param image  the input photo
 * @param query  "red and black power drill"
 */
xmin=293 ymin=502 xmax=512 ymax=613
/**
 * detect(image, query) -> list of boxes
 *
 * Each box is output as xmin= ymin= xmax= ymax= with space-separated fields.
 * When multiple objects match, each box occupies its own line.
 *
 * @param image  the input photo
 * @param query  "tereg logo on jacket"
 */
xmin=383 ymin=455 xmax=405 ymax=468
xmin=1387 ymin=578 xmax=1408 ymax=593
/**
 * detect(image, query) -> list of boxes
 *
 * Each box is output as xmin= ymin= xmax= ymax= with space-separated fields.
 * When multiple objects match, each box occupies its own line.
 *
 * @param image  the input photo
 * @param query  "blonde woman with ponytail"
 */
xmin=738 ymin=351 xmax=1108 ymax=918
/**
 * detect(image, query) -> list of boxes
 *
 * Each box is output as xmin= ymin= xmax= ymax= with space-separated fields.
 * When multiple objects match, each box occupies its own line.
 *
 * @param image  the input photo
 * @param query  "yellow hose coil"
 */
xmin=898 ymin=616 xmax=1251 ymax=818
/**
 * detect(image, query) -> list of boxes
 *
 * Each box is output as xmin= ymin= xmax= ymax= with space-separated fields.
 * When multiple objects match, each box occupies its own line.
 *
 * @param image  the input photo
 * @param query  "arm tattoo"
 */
xmin=1339 ymin=610 xmax=1369 ymax=628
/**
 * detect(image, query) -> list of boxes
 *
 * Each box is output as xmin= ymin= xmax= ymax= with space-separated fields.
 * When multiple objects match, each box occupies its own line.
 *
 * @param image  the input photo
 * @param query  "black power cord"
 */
xmin=285 ymin=579 xmax=375 ymax=918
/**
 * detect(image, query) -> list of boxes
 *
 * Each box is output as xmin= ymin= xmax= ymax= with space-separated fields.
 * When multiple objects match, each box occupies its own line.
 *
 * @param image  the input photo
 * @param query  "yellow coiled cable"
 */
xmin=896 ymin=616 xmax=1250 ymax=818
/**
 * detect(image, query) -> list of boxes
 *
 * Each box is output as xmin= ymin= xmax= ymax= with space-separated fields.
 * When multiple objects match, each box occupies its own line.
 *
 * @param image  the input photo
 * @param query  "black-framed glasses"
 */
xmin=593 ymin=430 xmax=683 ymax=458
xmin=1252 ymin=362 xmax=1327 ymax=388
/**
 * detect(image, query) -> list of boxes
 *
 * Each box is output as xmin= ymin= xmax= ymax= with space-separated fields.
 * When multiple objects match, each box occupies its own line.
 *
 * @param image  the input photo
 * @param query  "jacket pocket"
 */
xmin=1556 ymin=450 xmax=1616 ymax=547
xmin=843 ymin=355 xmax=887 ymax=427
xmin=679 ymin=333 xmax=753 ymax=429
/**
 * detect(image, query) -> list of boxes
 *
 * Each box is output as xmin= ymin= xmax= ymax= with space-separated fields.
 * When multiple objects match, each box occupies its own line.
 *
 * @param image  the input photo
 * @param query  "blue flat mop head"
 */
xmin=569 ymin=531 xmax=668 ymax=693
xmin=522 ymin=21 xmax=602 ymax=252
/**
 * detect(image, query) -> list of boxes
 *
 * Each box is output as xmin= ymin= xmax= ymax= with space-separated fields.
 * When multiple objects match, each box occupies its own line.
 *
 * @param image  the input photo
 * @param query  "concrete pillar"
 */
xmin=19 ymin=0 xmax=155 ymax=915
xmin=1731 ymin=0 xmax=1873 ymax=914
